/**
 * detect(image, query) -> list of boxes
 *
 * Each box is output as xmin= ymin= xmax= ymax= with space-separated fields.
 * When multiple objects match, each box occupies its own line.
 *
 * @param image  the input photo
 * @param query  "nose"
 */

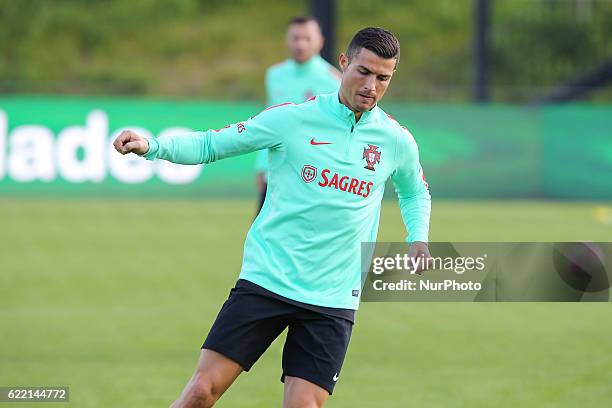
xmin=363 ymin=75 xmax=376 ymax=92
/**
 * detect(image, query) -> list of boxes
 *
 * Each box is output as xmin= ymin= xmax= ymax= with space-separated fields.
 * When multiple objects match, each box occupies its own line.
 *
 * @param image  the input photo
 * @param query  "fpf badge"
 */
xmin=363 ymin=144 xmax=381 ymax=171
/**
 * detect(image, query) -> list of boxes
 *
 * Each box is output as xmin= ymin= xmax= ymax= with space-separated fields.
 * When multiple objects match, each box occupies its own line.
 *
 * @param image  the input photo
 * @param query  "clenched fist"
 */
xmin=113 ymin=130 xmax=149 ymax=155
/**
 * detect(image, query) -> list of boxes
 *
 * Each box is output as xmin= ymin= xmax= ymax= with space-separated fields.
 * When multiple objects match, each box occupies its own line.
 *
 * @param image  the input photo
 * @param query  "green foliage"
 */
xmin=491 ymin=0 xmax=612 ymax=100
xmin=1 ymin=0 xmax=610 ymax=101
xmin=0 ymin=0 xmax=307 ymax=98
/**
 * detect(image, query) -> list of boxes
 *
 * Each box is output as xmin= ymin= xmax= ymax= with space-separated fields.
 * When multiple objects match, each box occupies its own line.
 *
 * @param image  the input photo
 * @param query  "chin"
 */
xmin=356 ymin=101 xmax=374 ymax=111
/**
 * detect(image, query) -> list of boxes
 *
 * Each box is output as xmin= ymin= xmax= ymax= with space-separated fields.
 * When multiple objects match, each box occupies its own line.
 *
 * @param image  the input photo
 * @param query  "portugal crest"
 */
xmin=363 ymin=144 xmax=381 ymax=171
xmin=301 ymin=165 xmax=317 ymax=183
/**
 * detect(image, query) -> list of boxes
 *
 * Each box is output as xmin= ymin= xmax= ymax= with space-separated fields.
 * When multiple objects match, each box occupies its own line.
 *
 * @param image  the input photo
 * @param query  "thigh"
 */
xmin=281 ymin=312 xmax=353 ymax=395
xmin=203 ymin=287 xmax=291 ymax=371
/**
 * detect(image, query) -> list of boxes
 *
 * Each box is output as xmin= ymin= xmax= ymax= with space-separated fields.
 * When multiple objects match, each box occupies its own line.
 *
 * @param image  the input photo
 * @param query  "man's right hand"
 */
xmin=113 ymin=130 xmax=149 ymax=156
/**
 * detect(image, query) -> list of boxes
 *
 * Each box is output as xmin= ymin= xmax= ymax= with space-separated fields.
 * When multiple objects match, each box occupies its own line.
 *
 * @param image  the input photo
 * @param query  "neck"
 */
xmin=338 ymin=91 xmax=363 ymax=122
xmin=294 ymin=54 xmax=316 ymax=65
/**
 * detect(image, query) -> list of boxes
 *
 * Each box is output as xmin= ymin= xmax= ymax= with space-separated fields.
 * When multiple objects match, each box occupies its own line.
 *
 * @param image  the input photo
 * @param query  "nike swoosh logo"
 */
xmin=310 ymin=138 xmax=332 ymax=145
xmin=333 ymin=373 xmax=339 ymax=382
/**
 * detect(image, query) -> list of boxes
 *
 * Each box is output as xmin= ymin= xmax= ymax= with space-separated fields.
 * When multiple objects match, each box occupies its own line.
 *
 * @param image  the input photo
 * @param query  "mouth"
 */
xmin=357 ymin=93 xmax=375 ymax=101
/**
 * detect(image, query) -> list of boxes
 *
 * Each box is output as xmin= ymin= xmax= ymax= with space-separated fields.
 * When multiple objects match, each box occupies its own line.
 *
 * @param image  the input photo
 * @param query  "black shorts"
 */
xmin=202 ymin=280 xmax=354 ymax=394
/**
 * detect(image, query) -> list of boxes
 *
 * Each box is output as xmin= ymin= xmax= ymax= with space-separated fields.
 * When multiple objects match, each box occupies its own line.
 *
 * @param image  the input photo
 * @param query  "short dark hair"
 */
xmin=346 ymin=27 xmax=400 ymax=67
xmin=288 ymin=16 xmax=320 ymax=28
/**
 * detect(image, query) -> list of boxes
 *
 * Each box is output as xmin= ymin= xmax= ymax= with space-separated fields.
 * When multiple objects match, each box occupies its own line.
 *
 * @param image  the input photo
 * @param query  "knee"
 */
xmin=182 ymin=377 xmax=219 ymax=408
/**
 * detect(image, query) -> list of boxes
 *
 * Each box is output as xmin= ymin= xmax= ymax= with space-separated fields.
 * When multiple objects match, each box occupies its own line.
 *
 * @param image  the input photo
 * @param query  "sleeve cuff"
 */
xmin=143 ymin=138 xmax=159 ymax=160
xmin=407 ymin=234 xmax=429 ymax=244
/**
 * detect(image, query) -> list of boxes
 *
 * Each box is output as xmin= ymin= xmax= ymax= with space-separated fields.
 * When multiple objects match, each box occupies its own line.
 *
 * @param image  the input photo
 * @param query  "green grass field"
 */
xmin=1 ymin=199 xmax=611 ymax=407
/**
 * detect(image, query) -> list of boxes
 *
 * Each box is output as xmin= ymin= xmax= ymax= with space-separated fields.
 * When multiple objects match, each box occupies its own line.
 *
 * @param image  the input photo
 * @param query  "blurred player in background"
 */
xmin=255 ymin=16 xmax=341 ymax=214
xmin=115 ymin=27 xmax=430 ymax=408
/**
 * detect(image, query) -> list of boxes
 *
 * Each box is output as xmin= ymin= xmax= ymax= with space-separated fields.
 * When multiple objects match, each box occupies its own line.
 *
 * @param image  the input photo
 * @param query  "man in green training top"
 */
xmin=255 ymin=16 xmax=341 ymax=214
xmin=114 ymin=27 xmax=431 ymax=408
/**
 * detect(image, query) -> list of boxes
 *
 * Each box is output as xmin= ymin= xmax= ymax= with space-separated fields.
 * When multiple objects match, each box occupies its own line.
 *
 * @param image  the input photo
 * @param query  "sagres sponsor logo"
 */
xmin=301 ymin=164 xmax=374 ymax=198
xmin=318 ymin=169 xmax=373 ymax=198
xmin=301 ymin=165 xmax=317 ymax=183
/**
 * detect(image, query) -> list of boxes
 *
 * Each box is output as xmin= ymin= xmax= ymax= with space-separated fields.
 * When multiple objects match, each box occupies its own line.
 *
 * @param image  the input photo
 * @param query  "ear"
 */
xmin=339 ymin=53 xmax=349 ymax=72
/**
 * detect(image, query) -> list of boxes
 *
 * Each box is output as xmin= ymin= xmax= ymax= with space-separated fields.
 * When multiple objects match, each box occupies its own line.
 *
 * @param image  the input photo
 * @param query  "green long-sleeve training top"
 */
xmin=144 ymin=93 xmax=431 ymax=310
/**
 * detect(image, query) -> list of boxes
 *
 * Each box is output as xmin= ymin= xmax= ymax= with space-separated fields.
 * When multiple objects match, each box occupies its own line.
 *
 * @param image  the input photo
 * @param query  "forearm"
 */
xmin=399 ymin=189 xmax=431 ymax=243
xmin=143 ymin=132 xmax=211 ymax=164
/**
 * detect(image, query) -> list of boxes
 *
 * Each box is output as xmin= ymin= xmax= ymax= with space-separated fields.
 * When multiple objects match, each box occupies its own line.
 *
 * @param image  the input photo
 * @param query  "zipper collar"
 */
xmin=332 ymin=93 xmax=377 ymax=127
